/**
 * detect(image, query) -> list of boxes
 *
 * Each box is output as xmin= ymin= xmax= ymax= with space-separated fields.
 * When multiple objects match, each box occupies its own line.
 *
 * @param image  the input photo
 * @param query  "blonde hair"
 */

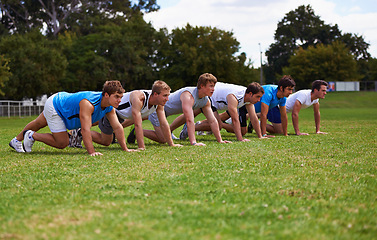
xmin=152 ymin=80 xmax=171 ymax=94
xmin=197 ymin=73 xmax=217 ymax=89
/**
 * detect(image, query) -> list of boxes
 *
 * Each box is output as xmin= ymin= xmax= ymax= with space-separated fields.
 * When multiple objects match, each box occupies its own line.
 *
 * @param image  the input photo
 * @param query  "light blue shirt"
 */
xmin=53 ymin=91 xmax=113 ymax=130
xmin=254 ymin=85 xmax=286 ymax=113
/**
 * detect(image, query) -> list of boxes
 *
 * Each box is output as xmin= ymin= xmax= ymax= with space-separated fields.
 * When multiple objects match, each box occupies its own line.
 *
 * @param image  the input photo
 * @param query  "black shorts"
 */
xmin=226 ymin=105 xmax=247 ymax=127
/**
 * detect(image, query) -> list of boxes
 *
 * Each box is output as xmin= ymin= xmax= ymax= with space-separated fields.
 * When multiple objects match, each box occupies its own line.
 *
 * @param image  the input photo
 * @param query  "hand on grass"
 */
xmin=220 ymin=140 xmax=232 ymax=144
xmin=125 ymin=148 xmax=138 ymax=152
xmin=172 ymin=143 xmax=183 ymax=147
xmin=316 ymin=131 xmax=327 ymax=134
xmin=90 ymin=152 xmax=103 ymax=156
xmin=193 ymin=142 xmax=206 ymax=146
xmin=296 ymin=132 xmax=309 ymax=136
xmin=240 ymin=138 xmax=251 ymax=142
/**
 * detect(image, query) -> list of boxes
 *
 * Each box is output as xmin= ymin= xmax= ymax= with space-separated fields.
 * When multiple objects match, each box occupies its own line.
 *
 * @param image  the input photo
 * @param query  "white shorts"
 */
xmin=43 ymin=94 xmax=67 ymax=133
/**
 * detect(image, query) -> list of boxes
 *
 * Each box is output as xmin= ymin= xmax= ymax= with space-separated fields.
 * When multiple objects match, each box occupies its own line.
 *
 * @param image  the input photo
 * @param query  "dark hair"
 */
xmin=197 ymin=73 xmax=217 ymax=89
xmin=278 ymin=75 xmax=296 ymax=91
xmin=311 ymin=80 xmax=328 ymax=92
xmin=246 ymin=82 xmax=264 ymax=94
xmin=152 ymin=80 xmax=171 ymax=94
xmin=102 ymin=81 xmax=125 ymax=96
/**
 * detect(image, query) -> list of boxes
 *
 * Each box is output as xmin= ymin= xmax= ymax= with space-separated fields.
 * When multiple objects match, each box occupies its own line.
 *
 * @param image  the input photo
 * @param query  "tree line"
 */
xmin=0 ymin=2 xmax=375 ymax=100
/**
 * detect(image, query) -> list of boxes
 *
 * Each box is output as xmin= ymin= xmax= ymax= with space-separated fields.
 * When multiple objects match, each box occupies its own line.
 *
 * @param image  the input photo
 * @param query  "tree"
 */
xmin=62 ymin=13 xmax=159 ymax=92
xmin=266 ymin=5 xmax=370 ymax=82
xmin=156 ymin=24 xmax=258 ymax=90
xmin=0 ymin=30 xmax=67 ymax=100
xmin=0 ymin=0 xmax=159 ymax=37
xmin=0 ymin=55 xmax=11 ymax=96
xmin=282 ymin=41 xmax=361 ymax=89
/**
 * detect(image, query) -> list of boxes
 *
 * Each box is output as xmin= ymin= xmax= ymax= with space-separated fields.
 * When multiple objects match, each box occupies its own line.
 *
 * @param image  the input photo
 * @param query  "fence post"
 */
xmin=8 ymin=101 xmax=10 ymax=118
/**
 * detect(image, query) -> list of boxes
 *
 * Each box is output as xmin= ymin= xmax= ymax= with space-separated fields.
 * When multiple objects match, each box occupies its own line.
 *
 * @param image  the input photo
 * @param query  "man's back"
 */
xmin=164 ymin=87 xmax=208 ymax=116
xmin=210 ymin=82 xmax=247 ymax=111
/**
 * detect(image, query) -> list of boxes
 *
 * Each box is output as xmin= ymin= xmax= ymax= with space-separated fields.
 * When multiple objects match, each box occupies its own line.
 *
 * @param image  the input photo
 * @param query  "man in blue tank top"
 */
xmin=254 ymin=75 xmax=296 ymax=136
xmin=9 ymin=81 xmax=131 ymax=156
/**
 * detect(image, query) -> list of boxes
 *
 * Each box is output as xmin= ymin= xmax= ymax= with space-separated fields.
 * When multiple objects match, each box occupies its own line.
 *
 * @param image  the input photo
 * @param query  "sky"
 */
xmin=143 ymin=0 xmax=377 ymax=68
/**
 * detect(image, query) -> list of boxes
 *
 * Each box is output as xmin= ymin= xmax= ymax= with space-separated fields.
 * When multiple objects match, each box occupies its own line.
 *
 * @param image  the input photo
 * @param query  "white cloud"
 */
xmin=145 ymin=0 xmax=377 ymax=67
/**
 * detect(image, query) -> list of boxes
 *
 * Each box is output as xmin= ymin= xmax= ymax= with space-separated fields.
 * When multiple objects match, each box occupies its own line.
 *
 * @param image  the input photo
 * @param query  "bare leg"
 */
xmin=170 ymin=108 xmax=201 ymax=132
xmin=266 ymin=123 xmax=283 ymax=134
xmin=143 ymin=126 xmax=166 ymax=143
xmin=33 ymin=131 xmax=69 ymax=149
xmin=16 ymin=113 xmax=48 ymax=141
xmin=91 ymin=131 xmax=113 ymax=146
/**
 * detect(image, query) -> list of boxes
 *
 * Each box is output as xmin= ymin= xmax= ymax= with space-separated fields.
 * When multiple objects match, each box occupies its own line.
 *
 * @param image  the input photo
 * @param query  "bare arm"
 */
xmin=279 ymin=106 xmax=288 ymax=136
xmin=246 ymin=104 xmax=266 ymax=139
xmin=202 ymin=101 xmax=231 ymax=144
xmin=79 ymin=99 xmax=99 ymax=156
xmin=157 ymin=105 xmax=182 ymax=147
xmin=170 ymin=108 xmax=202 ymax=132
xmin=130 ymin=91 xmax=145 ymax=150
xmin=260 ymin=102 xmax=269 ymax=136
xmin=313 ymin=102 xmax=326 ymax=134
xmin=180 ymin=91 xmax=199 ymax=145
xmin=291 ymin=100 xmax=308 ymax=135
xmin=106 ymin=109 xmax=133 ymax=152
xmin=227 ymin=94 xmax=247 ymax=141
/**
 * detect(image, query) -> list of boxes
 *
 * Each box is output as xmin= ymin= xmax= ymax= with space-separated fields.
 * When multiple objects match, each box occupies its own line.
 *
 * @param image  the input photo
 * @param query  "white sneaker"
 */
xmin=23 ymin=130 xmax=35 ymax=153
xmin=171 ymin=133 xmax=179 ymax=140
xmin=195 ymin=121 xmax=203 ymax=135
xmin=197 ymin=131 xmax=206 ymax=136
xmin=179 ymin=123 xmax=188 ymax=140
xmin=9 ymin=137 xmax=25 ymax=153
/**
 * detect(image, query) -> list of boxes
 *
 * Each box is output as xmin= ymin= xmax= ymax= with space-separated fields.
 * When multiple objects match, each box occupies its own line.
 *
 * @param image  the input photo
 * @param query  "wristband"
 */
xmin=191 ymin=142 xmax=197 ymax=145
xmin=262 ymin=134 xmax=267 ymax=137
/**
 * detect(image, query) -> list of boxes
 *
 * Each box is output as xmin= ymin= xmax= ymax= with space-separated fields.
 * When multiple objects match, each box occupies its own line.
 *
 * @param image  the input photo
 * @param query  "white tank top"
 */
xmin=116 ymin=90 xmax=157 ymax=119
xmin=164 ymin=87 xmax=209 ymax=116
xmin=210 ymin=82 xmax=248 ymax=111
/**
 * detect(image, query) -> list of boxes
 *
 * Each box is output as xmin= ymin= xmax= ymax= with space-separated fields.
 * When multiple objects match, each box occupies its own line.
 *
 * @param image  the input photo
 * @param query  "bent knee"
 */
xmin=56 ymin=140 xmax=69 ymax=149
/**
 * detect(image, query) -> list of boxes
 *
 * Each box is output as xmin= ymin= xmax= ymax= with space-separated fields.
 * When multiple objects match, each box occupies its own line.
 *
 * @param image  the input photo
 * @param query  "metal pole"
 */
xmin=259 ymin=43 xmax=263 ymax=85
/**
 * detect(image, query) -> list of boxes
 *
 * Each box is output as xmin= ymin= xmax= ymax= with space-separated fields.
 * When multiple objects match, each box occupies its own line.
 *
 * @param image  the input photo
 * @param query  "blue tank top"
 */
xmin=254 ymin=85 xmax=286 ymax=113
xmin=53 ymin=91 xmax=113 ymax=130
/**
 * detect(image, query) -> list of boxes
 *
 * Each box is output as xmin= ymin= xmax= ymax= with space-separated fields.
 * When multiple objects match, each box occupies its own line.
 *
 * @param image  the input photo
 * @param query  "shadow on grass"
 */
xmin=8 ymin=150 xmax=88 ymax=156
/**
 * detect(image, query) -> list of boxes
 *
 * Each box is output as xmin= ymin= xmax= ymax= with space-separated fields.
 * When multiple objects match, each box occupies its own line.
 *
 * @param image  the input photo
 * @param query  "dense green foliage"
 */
xmin=0 ymin=2 xmax=375 ymax=99
xmin=0 ymin=2 xmax=256 ymax=99
xmin=283 ymin=41 xmax=362 ymax=89
xmin=265 ymin=5 xmax=371 ymax=84
xmin=1 ymin=92 xmax=376 ymax=239
xmin=0 ymin=0 xmax=159 ymax=36
xmin=0 ymin=30 xmax=67 ymax=100
xmin=0 ymin=54 xmax=11 ymax=96
xmin=157 ymin=24 xmax=259 ymax=90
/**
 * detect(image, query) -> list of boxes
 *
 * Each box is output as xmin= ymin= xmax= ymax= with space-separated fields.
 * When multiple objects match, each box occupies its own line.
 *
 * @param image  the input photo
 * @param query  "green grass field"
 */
xmin=1 ymin=91 xmax=376 ymax=239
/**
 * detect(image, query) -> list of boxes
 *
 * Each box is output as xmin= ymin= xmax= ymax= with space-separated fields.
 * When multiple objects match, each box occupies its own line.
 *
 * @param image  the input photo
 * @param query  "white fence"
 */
xmin=0 ymin=100 xmax=45 ymax=118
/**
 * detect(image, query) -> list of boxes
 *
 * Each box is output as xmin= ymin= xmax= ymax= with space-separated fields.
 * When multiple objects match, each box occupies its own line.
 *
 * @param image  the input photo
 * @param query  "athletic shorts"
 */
xmin=148 ymin=112 xmax=160 ymax=127
xmin=267 ymin=106 xmax=282 ymax=124
xmin=98 ymin=113 xmax=125 ymax=135
xmin=225 ymin=105 xmax=247 ymax=127
xmin=43 ymin=93 xmax=67 ymax=133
